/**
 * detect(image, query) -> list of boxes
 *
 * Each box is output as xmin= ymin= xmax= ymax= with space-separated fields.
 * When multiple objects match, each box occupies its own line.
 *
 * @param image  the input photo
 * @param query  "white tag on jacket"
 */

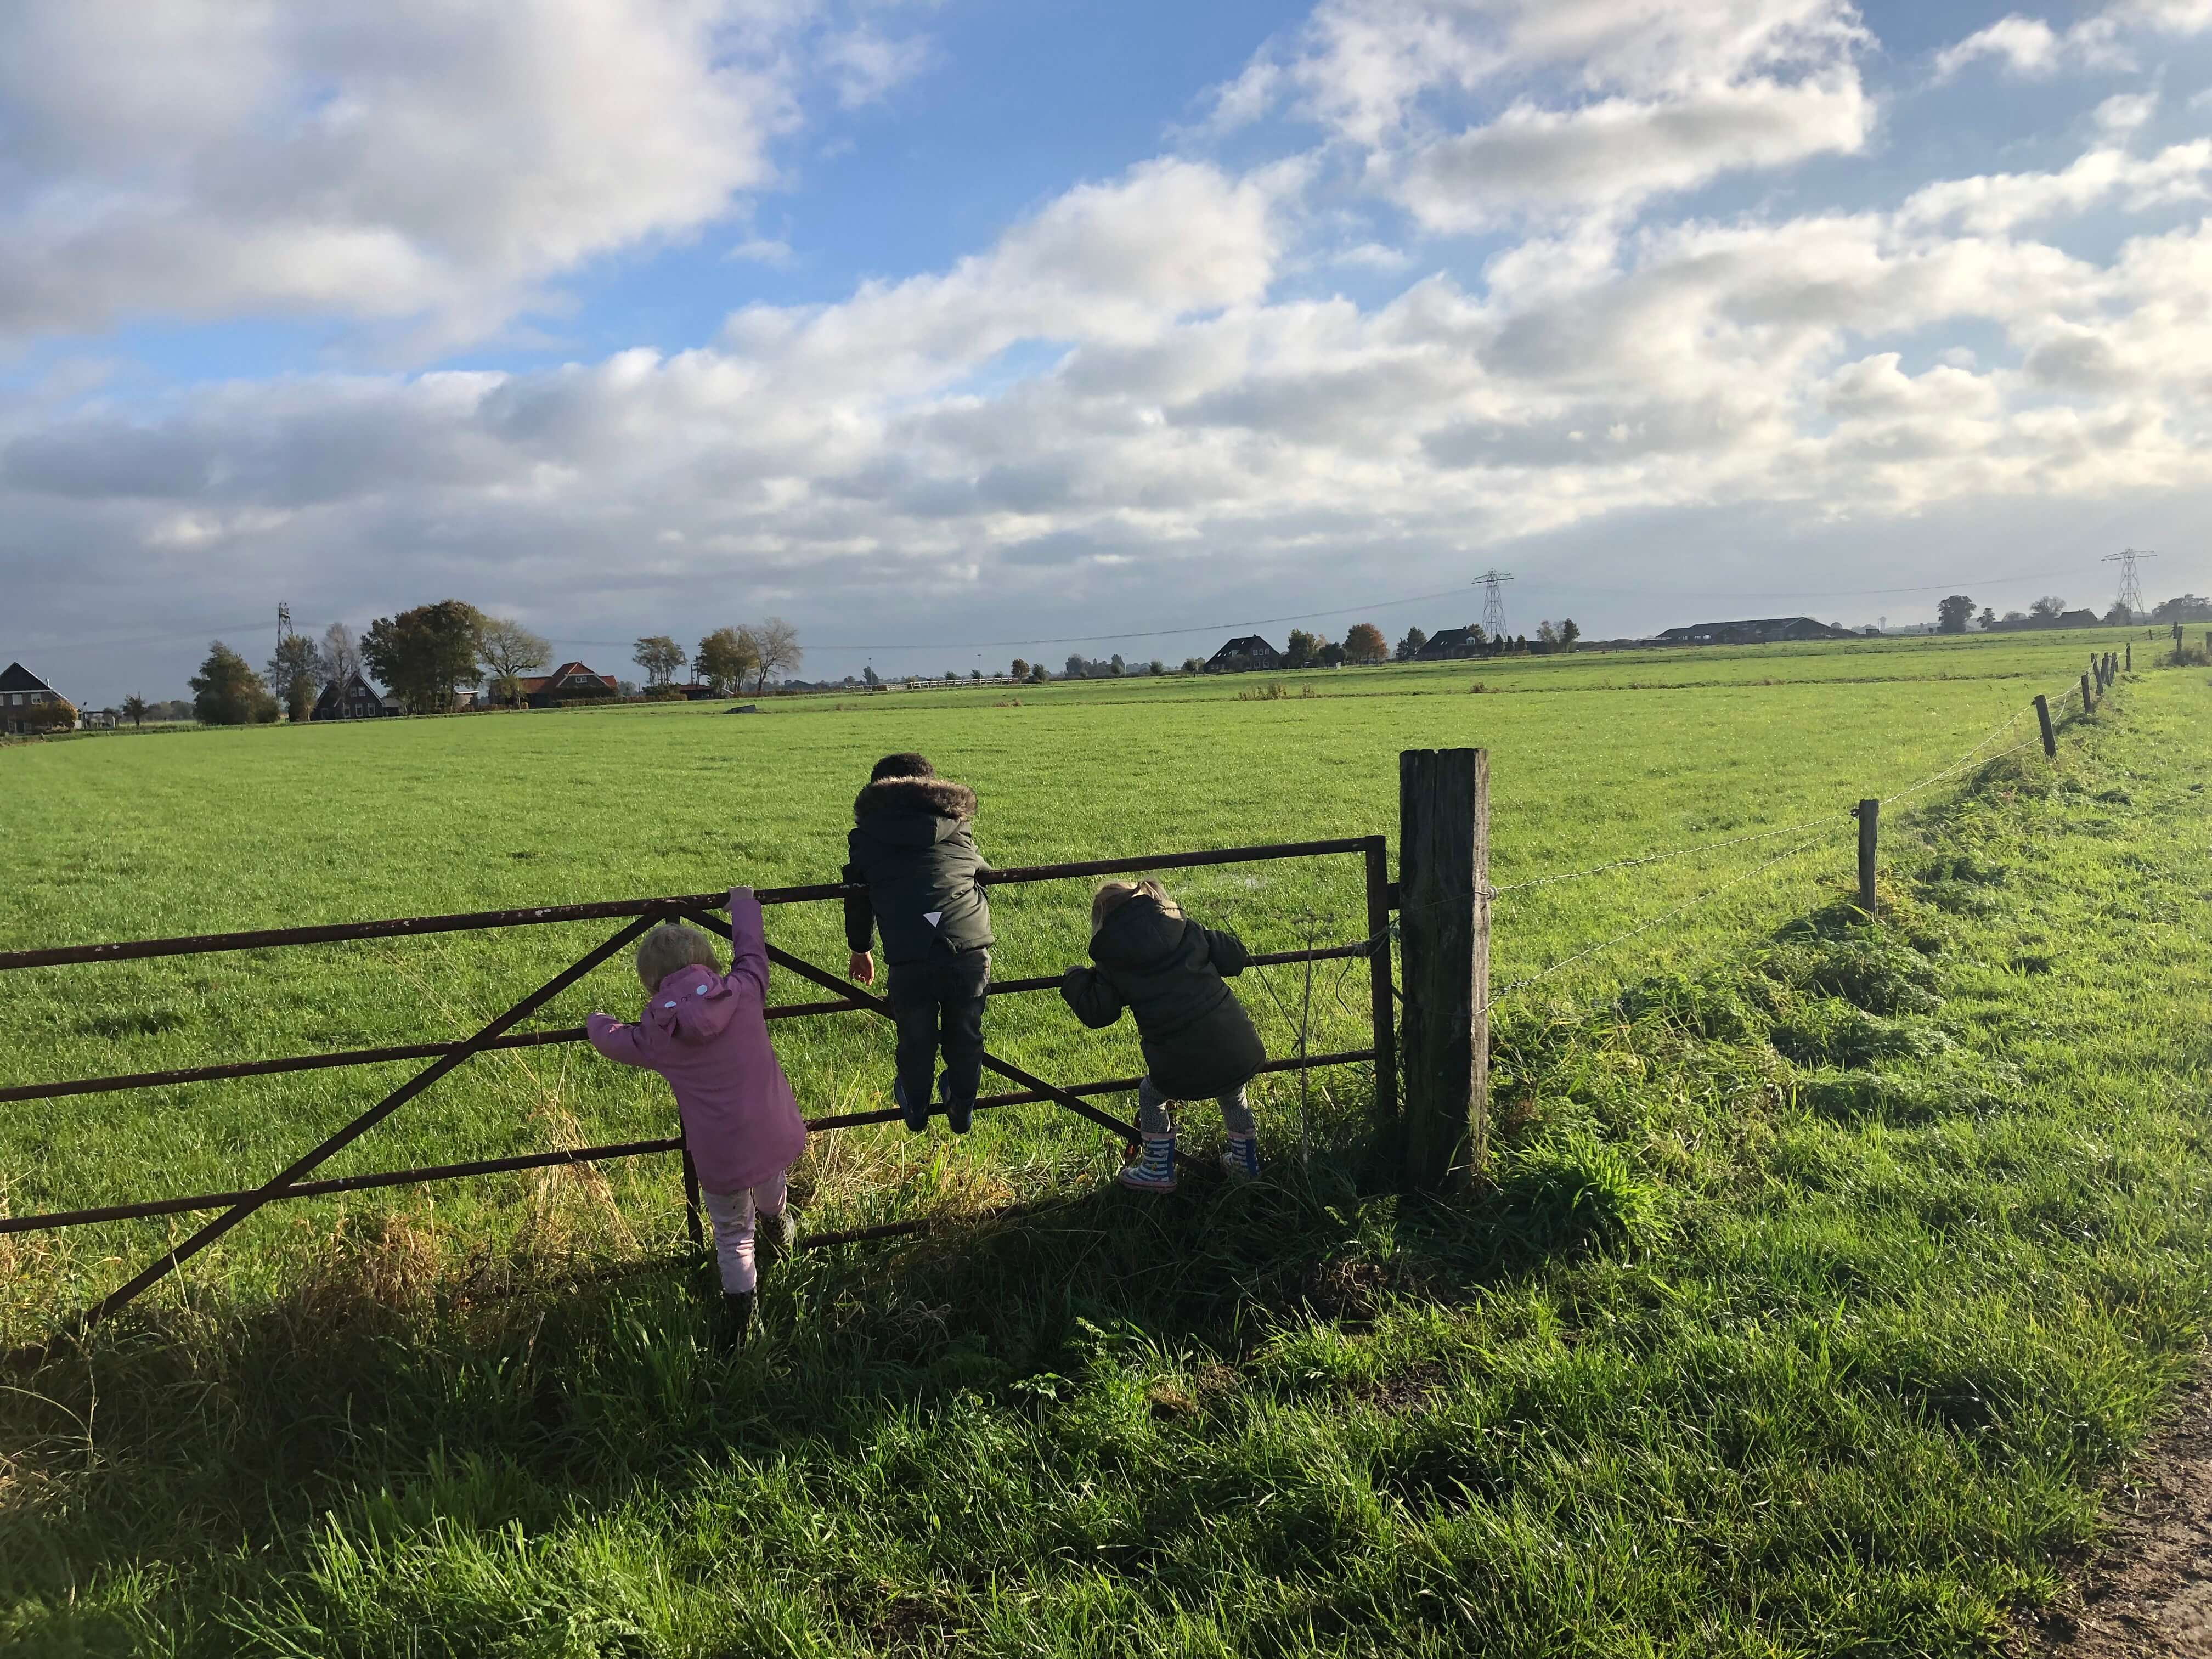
xmin=923 ymin=911 xmax=944 ymax=928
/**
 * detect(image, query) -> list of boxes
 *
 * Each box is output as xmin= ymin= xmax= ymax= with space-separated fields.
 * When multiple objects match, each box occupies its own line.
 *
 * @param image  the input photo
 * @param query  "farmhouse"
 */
xmin=1985 ymin=608 xmax=2101 ymax=631
xmin=516 ymin=662 xmax=619 ymax=707
xmin=1206 ymin=635 xmax=1283 ymax=673
xmin=1 ymin=662 xmax=72 ymax=733
xmin=1650 ymin=617 xmax=1854 ymax=646
xmin=1416 ymin=625 xmax=1487 ymax=661
xmin=311 ymin=670 xmax=389 ymax=721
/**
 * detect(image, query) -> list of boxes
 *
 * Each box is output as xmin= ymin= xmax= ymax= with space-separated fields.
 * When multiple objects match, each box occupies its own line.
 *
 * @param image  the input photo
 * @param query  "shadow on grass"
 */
xmin=1 ymin=1117 xmax=1630 ymax=1632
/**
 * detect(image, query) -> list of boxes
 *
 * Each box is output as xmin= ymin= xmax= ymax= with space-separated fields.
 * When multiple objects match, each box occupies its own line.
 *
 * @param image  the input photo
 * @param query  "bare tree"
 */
xmin=478 ymin=618 xmax=552 ymax=707
xmin=317 ymin=622 xmax=362 ymax=696
xmin=743 ymin=617 xmax=803 ymax=692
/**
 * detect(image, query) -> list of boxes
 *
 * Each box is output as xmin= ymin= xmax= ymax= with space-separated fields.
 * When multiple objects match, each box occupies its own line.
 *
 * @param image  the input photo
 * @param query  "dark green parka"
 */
xmin=1060 ymin=895 xmax=1266 ymax=1100
xmin=842 ymin=776 xmax=994 ymax=966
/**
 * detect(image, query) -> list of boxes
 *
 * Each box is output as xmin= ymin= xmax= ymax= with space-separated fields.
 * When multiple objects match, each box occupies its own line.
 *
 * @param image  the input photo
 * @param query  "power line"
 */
xmin=542 ymin=562 xmax=2100 ymax=654
xmin=5 ymin=560 xmax=2112 ymax=660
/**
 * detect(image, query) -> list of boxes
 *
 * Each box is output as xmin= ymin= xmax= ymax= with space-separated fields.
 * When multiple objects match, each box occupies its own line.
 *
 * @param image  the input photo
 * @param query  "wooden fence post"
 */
xmin=1398 ymin=748 xmax=1487 ymax=1193
xmin=2125 ymin=642 xmax=2131 ymax=673
xmin=2082 ymin=671 xmax=2095 ymax=712
xmin=2034 ymin=694 xmax=2056 ymax=759
xmin=1855 ymin=799 xmax=1879 ymax=919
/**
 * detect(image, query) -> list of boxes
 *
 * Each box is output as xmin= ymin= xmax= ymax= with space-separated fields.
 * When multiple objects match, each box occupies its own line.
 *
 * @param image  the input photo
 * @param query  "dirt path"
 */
xmin=2015 ymin=1378 xmax=2212 ymax=1657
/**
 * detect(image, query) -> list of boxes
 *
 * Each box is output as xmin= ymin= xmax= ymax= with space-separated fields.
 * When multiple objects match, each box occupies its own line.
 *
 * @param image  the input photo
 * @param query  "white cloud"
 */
xmin=7 ymin=0 xmax=2212 ymax=697
xmin=1933 ymin=0 xmax=2212 ymax=81
xmin=819 ymin=25 xmax=935 ymax=108
xmin=0 ymin=0 xmax=930 ymax=346
xmin=1211 ymin=0 xmax=1871 ymax=227
xmin=1899 ymin=141 xmax=2212 ymax=234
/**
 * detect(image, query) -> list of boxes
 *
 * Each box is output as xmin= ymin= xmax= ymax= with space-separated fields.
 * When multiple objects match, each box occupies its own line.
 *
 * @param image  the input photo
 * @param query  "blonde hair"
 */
xmin=636 ymin=922 xmax=720 ymax=990
xmin=1092 ymin=878 xmax=1180 ymax=934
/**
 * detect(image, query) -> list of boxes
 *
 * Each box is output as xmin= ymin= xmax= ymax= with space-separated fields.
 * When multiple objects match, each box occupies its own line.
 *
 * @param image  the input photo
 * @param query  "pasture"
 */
xmin=4 ymin=624 xmax=2208 ymax=1656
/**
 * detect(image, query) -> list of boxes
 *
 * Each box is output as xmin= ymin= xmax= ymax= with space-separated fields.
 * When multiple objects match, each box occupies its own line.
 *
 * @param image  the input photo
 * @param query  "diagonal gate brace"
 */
xmin=43 ymin=913 xmax=663 ymax=1352
xmin=680 ymin=909 xmax=1199 ymax=1173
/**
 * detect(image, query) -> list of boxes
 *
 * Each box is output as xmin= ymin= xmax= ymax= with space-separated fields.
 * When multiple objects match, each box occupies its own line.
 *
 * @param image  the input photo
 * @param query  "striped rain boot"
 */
xmin=1118 ymin=1132 xmax=1177 ymax=1192
xmin=1220 ymin=1133 xmax=1261 ymax=1182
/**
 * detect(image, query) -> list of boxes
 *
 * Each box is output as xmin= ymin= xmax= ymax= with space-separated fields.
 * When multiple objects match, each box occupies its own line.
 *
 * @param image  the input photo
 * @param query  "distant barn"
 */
xmin=311 ymin=670 xmax=388 ymax=721
xmin=1206 ymin=635 xmax=1283 ymax=673
xmin=1 ymin=662 xmax=72 ymax=733
xmin=517 ymin=662 xmax=619 ymax=707
xmin=1416 ymin=625 xmax=1486 ymax=661
xmin=1650 ymin=617 xmax=1854 ymax=646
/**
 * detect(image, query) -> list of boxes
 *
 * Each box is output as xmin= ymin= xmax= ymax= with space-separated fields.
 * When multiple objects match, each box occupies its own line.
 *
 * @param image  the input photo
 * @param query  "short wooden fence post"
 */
xmin=1854 ymin=799 xmax=1879 ymax=919
xmin=2125 ymin=642 xmax=2131 ymax=673
xmin=2082 ymin=671 xmax=2095 ymax=712
xmin=1398 ymin=748 xmax=1488 ymax=1193
xmin=2034 ymin=694 xmax=2056 ymax=759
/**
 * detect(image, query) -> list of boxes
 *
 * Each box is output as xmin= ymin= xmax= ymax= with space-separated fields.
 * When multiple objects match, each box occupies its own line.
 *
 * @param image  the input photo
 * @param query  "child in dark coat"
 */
xmin=1060 ymin=879 xmax=1267 ymax=1191
xmin=844 ymin=753 xmax=994 ymax=1133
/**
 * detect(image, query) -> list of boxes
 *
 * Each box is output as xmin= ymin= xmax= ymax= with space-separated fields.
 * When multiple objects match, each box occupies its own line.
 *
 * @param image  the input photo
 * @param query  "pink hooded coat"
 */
xmin=586 ymin=888 xmax=805 ymax=1194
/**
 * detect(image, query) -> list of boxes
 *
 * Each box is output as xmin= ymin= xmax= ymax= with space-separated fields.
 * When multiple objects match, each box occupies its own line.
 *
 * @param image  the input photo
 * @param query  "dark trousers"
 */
xmin=887 ymin=949 xmax=990 ymax=1112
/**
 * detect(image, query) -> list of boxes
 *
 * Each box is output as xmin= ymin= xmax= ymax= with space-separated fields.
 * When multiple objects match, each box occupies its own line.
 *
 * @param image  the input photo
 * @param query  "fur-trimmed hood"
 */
xmin=853 ymin=775 xmax=977 ymax=824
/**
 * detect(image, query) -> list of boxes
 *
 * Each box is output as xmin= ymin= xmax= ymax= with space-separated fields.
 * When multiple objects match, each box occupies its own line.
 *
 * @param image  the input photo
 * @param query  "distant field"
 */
xmin=5 ymin=625 xmax=2209 ymax=1656
xmin=0 ymin=625 xmax=2142 ymax=1313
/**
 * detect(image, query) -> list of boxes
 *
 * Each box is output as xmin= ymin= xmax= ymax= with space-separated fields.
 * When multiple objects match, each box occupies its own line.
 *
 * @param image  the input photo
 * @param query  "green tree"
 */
xmin=21 ymin=696 xmax=78 ymax=733
xmin=1029 ymin=662 xmax=1049 ymax=682
xmin=478 ymin=617 xmax=552 ymax=706
xmin=1180 ymin=657 xmax=1203 ymax=674
xmin=266 ymin=634 xmax=320 ymax=721
xmin=1283 ymin=629 xmax=1322 ymax=668
xmin=631 ymin=635 xmax=685 ymax=687
xmin=1936 ymin=594 xmax=1975 ymax=634
xmin=1395 ymin=626 xmax=1428 ymax=661
xmin=1560 ymin=619 xmax=1581 ymax=650
xmin=694 ymin=627 xmax=760 ymax=695
xmin=1010 ymin=658 xmax=1029 ymax=681
xmin=191 ymin=642 xmax=277 ymax=725
xmin=363 ymin=601 xmax=484 ymax=714
xmin=121 ymin=695 xmax=149 ymax=727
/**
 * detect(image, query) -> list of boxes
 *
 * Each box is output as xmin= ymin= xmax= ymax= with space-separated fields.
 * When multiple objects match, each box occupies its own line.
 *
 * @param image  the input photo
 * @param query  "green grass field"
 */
xmin=3 ymin=624 xmax=2205 ymax=1655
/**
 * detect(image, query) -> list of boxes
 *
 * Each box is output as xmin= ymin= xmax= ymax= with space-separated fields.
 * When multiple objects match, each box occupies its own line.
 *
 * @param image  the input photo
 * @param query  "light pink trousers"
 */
xmin=701 ymin=1173 xmax=788 ymax=1294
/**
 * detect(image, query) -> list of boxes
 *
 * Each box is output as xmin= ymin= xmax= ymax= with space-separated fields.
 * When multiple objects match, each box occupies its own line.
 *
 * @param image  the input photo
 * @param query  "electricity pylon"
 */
xmin=2102 ymin=549 xmax=2154 ymax=621
xmin=1476 ymin=568 xmax=1515 ymax=640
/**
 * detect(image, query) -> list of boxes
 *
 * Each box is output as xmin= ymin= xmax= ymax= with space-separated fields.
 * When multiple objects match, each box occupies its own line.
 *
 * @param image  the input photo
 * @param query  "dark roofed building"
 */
xmin=1650 ymin=617 xmax=1854 ymax=647
xmin=517 ymin=662 xmax=619 ymax=706
xmin=1205 ymin=635 xmax=1283 ymax=673
xmin=1416 ymin=624 xmax=1486 ymax=660
xmin=1 ymin=662 xmax=72 ymax=733
xmin=311 ymin=670 xmax=388 ymax=721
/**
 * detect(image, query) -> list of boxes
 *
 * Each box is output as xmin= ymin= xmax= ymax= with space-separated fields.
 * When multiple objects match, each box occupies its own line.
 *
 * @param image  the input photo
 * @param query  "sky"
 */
xmin=4 ymin=0 xmax=2210 ymax=704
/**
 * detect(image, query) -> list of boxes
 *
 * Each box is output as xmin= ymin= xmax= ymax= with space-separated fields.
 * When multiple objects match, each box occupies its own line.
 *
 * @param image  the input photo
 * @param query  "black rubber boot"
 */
xmin=757 ymin=1207 xmax=797 ymax=1267
xmin=718 ymin=1290 xmax=755 ymax=1351
xmin=941 ymin=1069 xmax=972 ymax=1136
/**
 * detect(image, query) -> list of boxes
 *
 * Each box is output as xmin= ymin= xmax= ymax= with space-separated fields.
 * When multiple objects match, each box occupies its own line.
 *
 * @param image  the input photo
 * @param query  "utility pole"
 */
xmin=1475 ymin=568 xmax=1515 ymax=641
xmin=2103 ymin=549 xmax=2155 ymax=622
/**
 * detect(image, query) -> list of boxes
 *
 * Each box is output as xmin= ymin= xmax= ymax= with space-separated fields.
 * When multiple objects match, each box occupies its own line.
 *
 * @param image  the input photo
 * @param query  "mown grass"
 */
xmin=3 ymin=632 xmax=2205 ymax=1654
xmin=0 ymin=630 xmax=2131 ymax=1280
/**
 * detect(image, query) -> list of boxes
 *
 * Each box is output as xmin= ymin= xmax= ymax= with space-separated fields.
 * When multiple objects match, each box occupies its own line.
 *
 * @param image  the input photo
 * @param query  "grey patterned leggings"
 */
xmin=1137 ymin=1076 xmax=1256 ymax=1138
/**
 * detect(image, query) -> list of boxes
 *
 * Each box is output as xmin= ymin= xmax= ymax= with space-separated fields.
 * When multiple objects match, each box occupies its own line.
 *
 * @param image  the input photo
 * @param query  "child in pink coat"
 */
xmin=587 ymin=887 xmax=806 ymax=1344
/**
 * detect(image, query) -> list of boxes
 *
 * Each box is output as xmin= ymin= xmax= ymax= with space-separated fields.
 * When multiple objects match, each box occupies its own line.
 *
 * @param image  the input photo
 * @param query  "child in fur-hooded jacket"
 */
xmin=843 ymin=753 xmax=994 ymax=1133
